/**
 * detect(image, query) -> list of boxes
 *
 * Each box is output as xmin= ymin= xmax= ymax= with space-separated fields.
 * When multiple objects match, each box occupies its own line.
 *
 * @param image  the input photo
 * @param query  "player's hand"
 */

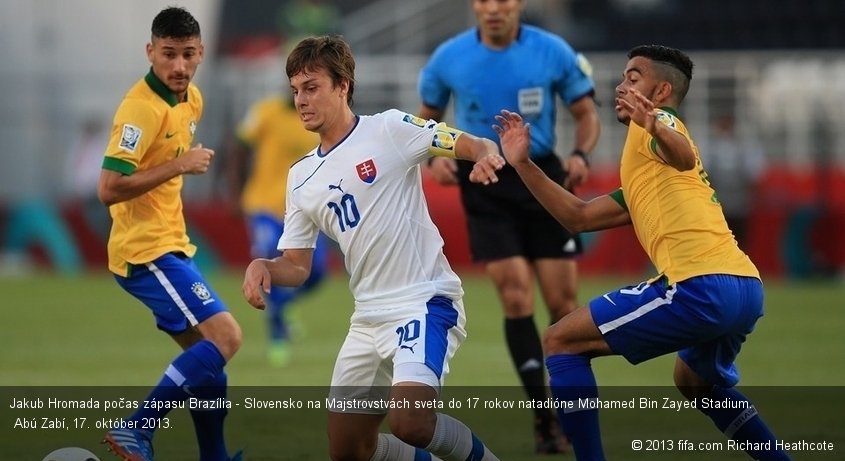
xmin=427 ymin=157 xmax=459 ymax=185
xmin=468 ymin=152 xmax=505 ymax=185
xmin=242 ymin=259 xmax=272 ymax=310
xmin=493 ymin=110 xmax=531 ymax=167
xmin=178 ymin=143 xmax=215 ymax=175
xmin=563 ymin=154 xmax=589 ymax=189
xmin=618 ymin=89 xmax=657 ymax=134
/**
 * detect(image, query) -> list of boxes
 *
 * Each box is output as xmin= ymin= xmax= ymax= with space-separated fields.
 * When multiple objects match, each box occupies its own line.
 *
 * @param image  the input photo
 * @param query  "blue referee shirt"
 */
xmin=418 ymin=25 xmax=594 ymax=159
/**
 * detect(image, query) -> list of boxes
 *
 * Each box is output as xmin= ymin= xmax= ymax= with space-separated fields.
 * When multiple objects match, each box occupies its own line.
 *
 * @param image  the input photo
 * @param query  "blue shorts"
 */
xmin=247 ymin=213 xmax=329 ymax=272
xmin=589 ymin=274 xmax=764 ymax=387
xmin=115 ymin=252 xmax=229 ymax=335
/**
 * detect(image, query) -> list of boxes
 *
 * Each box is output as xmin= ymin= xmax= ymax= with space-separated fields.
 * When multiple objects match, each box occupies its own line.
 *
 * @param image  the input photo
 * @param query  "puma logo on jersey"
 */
xmin=328 ymin=179 xmax=345 ymax=194
xmin=400 ymin=342 xmax=418 ymax=354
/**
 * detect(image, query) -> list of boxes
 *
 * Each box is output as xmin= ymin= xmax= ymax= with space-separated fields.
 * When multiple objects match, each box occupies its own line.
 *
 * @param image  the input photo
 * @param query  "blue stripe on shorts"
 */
xmin=423 ymin=296 xmax=459 ymax=378
xmin=115 ymin=252 xmax=229 ymax=334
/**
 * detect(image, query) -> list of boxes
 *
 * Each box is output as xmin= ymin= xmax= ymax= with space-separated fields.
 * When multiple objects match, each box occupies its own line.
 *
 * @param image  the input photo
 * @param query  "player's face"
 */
xmin=473 ymin=0 xmax=524 ymax=47
xmin=290 ymin=68 xmax=349 ymax=134
xmin=614 ymin=56 xmax=659 ymax=124
xmin=146 ymin=36 xmax=203 ymax=100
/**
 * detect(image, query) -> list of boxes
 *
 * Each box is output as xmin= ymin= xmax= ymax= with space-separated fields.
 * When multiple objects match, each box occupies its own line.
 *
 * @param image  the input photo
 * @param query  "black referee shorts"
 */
xmin=456 ymin=155 xmax=582 ymax=263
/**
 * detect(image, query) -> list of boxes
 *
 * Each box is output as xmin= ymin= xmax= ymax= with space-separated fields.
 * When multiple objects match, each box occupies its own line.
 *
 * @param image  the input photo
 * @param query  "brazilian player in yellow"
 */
xmin=98 ymin=7 xmax=242 ymax=461
xmin=494 ymin=45 xmax=790 ymax=460
xmin=227 ymin=94 xmax=326 ymax=366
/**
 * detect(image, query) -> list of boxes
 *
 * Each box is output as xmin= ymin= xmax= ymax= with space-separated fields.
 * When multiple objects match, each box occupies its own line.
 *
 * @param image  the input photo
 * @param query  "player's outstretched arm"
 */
xmin=454 ymin=133 xmax=505 ymax=185
xmin=242 ymin=248 xmax=313 ymax=309
xmin=495 ymin=110 xmax=630 ymax=233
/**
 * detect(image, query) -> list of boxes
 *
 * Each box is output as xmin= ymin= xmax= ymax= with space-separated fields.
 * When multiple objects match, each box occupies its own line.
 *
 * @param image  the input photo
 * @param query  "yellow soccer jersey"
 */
xmin=615 ymin=107 xmax=759 ymax=283
xmin=236 ymin=96 xmax=318 ymax=219
xmin=102 ymin=70 xmax=202 ymax=276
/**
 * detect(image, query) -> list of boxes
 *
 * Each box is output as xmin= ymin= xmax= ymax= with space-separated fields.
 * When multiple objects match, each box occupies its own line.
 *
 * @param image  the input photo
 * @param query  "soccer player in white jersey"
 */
xmin=242 ymin=35 xmax=503 ymax=461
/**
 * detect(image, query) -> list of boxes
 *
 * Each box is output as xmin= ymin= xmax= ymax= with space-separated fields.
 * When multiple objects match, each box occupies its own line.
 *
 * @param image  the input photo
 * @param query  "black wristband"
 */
xmin=570 ymin=149 xmax=590 ymax=167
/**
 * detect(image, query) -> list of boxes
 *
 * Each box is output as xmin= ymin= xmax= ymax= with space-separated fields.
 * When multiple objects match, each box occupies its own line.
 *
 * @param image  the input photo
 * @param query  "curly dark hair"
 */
xmin=151 ymin=6 xmax=201 ymax=40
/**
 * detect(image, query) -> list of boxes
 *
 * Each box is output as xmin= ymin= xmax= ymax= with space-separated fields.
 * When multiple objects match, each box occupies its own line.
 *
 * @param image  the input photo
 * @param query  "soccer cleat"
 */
xmin=534 ymin=414 xmax=570 ymax=455
xmin=267 ymin=341 xmax=292 ymax=368
xmin=102 ymin=428 xmax=154 ymax=461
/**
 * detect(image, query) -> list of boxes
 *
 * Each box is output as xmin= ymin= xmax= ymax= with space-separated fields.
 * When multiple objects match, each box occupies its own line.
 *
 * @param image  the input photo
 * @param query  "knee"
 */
xmin=388 ymin=410 xmax=436 ymax=449
xmin=542 ymin=325 xmax=568 ymax=356
xmin=673 ymin=360 xmax=711 ymax=401
xmin=210 ymin=319 xmax=243 ymax=361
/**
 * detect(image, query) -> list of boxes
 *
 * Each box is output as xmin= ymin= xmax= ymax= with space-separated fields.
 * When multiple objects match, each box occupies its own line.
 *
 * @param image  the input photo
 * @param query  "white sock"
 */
xmin=370 ymin=433 xmax=442 ymax=461
xmin=424 ymin=413 xmax=499 ymax=461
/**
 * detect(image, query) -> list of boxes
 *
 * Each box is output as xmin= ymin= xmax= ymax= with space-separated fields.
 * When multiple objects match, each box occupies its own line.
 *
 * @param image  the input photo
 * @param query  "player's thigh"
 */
xmin=677 ymin=275 xmax=765 ymax=388
xmin=114 ymin=252 xmax=229 ymax=334
xmin=327 ymin=412 xmax=383 ymax=461
xmin=329 ymin=326 xmax=393 ymax=404
xmin=485 ymin=257 xmax=535 ymax=316
xmin=390 ymin=296 xmax=467 ymax=390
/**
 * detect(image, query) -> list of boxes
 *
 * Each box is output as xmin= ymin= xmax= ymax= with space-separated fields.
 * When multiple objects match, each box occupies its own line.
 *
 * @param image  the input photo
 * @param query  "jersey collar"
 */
xmin=144 ymin=68 xmax=181 ymax=107
xmin=658 ymin=106 xmax=680 ymax=118
xmin=474 ymin=25 xmax=523 ymax=46
xmin=318 ymin=115 xmax=360 ymax=158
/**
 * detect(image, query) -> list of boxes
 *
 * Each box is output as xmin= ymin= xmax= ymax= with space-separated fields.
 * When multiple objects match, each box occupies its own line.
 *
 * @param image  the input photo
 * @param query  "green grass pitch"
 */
xmin=1 ymin=272 xmax=843 ymax=460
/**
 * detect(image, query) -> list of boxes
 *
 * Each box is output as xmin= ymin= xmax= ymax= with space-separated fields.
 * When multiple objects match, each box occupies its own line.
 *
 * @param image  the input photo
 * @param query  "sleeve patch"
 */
xmin=402 ymin=114 xmax=428 ymax=128
xmin=655 ymin=111 xmax=677 ymax=130
xmin=118 ymin=124 xmax=142 ymax=153
xmin=432 ymin=126 xmax=458 ymax=151
xmin=576 ymin=53 xmax=593 ymax=78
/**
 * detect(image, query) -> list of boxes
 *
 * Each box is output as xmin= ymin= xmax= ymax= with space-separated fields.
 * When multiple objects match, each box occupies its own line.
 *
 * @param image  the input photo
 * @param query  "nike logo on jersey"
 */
xmin=400 ymin=342 xmax=418 ymax=354
xmin=602 ymin=293 xmax=617 ymax=306
xmin=165 ymin=131 xmax=176 ymax=139
xmin=328 ymin=179 xmax=345 ymax=194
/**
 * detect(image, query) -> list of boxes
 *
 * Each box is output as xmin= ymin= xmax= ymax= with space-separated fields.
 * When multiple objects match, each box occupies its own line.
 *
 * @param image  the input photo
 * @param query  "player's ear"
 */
xmin=146 ymin=42 xmax=154 ymax=64
xmin=656 ymin=81 xmax=673 ymax=105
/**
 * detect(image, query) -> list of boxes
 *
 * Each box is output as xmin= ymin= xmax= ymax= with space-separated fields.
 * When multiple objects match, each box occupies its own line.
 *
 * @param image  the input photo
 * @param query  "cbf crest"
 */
xmin=191 ymin=282 xmax=215 ymax=305
xmin=356 ymin=159 xmax=377 ymax=184
xmin=655 ymin=111 xmax=678 ymax=130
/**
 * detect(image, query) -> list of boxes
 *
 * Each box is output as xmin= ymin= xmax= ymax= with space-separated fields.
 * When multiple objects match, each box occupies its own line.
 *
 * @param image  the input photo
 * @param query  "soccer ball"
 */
xmin=41 ymin=447 xmax=100 ymax=461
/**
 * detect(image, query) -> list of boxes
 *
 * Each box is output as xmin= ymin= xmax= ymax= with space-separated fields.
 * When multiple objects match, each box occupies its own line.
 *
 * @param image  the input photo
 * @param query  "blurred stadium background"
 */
xmin=2 ymin=1 xmax=844 ymax=459
xmin=2 ymin=0 xmax=844 ymax=278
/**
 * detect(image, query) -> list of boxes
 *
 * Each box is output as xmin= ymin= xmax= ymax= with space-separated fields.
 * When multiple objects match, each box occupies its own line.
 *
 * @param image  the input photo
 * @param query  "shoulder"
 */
xmin=654 ymin=108 xmax=687 ymax=135
xmin=521 ymin=25 xmax=577 ymax=54
xmin=289 ymin=148 xmax=320 ymax=173
xmin=431 ymin=28 xmax=478 ymax=58
xmin=187 ymin=83 xmax=203 ymax=111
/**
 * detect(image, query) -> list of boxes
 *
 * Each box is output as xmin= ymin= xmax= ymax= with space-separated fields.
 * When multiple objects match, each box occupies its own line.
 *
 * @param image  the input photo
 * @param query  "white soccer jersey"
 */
xmin=279 ymin=109 xmax=463 ymax=310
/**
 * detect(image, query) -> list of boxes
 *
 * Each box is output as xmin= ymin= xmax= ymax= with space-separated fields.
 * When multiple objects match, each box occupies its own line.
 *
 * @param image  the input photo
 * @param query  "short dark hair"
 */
xmin=151 ymin=6 xmax=201 ymax=40
xmin=286 ymin=35 xmax=356 ymax=107
xmin=629 ymin=45 xmax=693 ymax=102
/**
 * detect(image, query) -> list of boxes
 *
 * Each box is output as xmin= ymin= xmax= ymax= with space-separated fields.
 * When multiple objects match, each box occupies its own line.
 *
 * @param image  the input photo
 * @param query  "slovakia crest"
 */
xmin=356 ymin=159 xmax=377 ymax=184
